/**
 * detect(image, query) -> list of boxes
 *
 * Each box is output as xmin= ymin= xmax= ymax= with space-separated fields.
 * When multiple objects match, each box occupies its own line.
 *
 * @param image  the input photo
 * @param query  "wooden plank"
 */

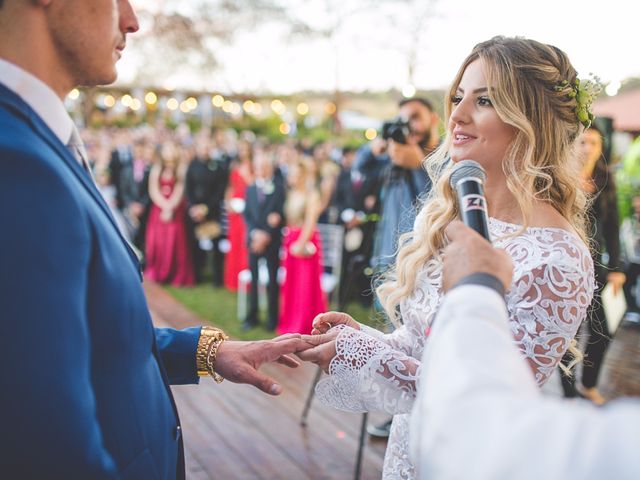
xmin=193 ymin=377 xmax=379 ymax=479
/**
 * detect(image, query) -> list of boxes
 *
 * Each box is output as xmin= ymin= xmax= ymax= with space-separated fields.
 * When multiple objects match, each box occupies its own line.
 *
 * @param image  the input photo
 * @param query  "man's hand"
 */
xmin=442 ymin=221 xmax=513 ymax=293
xmin=267 ymin=212 xmax=281 ymax=228
xmin=364 ymin=195 xmax=376 ymax=211
xmin=607 ymin=271 xmax=626 ymax=296
xmin=214 ymin=334 xmax=311 ymax=395
xmin=388 ymin=140 xmax=424 ymax=169
xmin=128 ymin=201 xmax=145 ymax=219
xmin=189 ymin=204 xmax=208 ymax=223
xmin=250 ymin=229 xmax=271 ymax=254
xmin=370 ymin=138 xmax=387 ymax=156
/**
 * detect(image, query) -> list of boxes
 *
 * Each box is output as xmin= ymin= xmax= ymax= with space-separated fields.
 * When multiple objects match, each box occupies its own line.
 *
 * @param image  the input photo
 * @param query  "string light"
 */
xmin=145 ymin=92 xmax=157 ymax=105
xmin=186 ymin=97 xmax=198 ymax=110
xmin=325 ymin=102 xmax=337 ymax=115
xmin=212 ymin=94 xmax=225 ymax=107
xmin=279 ymin=122 xmax=291 ymax=135
xmin=606 ymin=80 xmax=622 ymax=96
xmin=166 ymin=98 xmax=179 ymax=110
xmin=271 ymin=99 xmax=286 ymax=115
xmin=365 ymin=128 xmax=377 ymax=140
xmin=243 ymin=100 xmax=255 ymax=114
xmin=296 ymin=102 xmax=309 ymax=115
xmin=402 ymin=84 xmax=416 ymax=98
xmin=222 ymin=100 xmax=233 ymax=113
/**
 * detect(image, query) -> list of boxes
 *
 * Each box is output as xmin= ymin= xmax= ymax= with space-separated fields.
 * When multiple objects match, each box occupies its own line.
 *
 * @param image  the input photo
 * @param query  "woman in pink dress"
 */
xmin=223 ymin=140 xmax=253 ymax=291
xmin=277 ymin=158 xmax=327 ymax=334
xmin=144 ymin=142 xmax=195 ymax=286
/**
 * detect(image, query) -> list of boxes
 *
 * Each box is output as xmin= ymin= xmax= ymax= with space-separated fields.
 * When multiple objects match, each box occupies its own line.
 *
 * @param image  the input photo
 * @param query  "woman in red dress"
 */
xmin=223 ymin=140 xmax=253 ymax=291
xmin=277 ymin=158 xmax=327 ymax=334
xmin=144 ymin=142 xmax=195 ymax=286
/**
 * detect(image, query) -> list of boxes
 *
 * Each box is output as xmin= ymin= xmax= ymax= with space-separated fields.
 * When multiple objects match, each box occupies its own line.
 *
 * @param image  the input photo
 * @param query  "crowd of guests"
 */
xmin=82 ymin=115 xmax=640 ymax=388
xmin=81 ymin=125 xmax=387 ymax=334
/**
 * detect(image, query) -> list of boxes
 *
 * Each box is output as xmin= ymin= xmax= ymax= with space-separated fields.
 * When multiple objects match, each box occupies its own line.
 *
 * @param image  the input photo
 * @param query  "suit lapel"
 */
xmin=0 ymin=85 xmax=142 ymax=278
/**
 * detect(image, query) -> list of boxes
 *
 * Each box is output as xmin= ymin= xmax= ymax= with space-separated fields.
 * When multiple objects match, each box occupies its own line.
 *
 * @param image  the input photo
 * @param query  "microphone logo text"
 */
xmin=462 ymin=194 xmax=487 ymax=213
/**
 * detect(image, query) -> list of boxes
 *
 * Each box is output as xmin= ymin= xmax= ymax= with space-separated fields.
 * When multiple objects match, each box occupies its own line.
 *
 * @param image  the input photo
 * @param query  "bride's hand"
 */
xmin=311 ymin=311 xmax=360 ymax=335
xmin=297 ymin=329 xmax=340 ymax=373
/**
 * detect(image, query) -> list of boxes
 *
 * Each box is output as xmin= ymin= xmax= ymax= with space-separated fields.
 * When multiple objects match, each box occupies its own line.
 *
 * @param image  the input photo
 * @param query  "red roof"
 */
xmin=593 ymin=89 xmax=640 ymax=132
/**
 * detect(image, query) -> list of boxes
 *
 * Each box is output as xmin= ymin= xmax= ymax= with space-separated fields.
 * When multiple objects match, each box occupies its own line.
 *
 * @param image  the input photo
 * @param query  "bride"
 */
xmin=297 ymin=36 xmax=596 ymax=479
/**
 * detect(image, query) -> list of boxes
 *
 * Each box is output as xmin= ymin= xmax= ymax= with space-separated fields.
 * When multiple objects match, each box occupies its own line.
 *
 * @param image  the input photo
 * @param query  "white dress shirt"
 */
xmin=411 ymin=284 xmax=640 ymax=480
xmin=0 ymin=58 xmax=74 ymax=149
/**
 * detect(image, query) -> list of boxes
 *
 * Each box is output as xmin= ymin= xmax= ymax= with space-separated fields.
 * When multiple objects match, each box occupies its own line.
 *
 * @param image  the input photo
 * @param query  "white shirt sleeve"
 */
xmin=410 ymin=284 xmax=640 ymax=480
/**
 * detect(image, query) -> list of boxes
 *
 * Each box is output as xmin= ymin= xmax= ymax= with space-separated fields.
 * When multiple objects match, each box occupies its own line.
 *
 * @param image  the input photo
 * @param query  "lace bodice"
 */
xmin=316 ymin=218 xmax=595 ymax=479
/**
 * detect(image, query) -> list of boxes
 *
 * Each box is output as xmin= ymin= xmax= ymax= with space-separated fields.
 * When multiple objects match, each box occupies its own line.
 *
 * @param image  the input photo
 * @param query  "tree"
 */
xmin=127 ymin=0 xmax=288 ymax=89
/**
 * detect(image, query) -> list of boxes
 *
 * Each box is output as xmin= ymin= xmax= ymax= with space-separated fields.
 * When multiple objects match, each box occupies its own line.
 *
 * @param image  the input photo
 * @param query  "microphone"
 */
xmin=449 ymin=160 xmax=491 ymax=241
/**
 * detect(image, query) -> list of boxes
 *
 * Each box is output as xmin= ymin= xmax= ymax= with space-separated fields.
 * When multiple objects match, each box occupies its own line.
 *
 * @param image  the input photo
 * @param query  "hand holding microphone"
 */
xmin=449 ymin=160 xmax=491 ymax=241
xmin=442 ymin=160 xmax=513 ymax=292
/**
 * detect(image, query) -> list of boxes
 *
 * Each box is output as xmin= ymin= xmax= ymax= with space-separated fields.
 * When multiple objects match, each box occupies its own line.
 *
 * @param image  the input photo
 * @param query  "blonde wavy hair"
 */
xmin=376 ymin=36 xmax=590 ymax=368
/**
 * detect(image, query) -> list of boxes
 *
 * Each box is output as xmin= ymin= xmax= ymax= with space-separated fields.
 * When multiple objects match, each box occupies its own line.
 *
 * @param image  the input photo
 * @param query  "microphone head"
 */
xmin=449 ymin=160 xmax=486 ymax=188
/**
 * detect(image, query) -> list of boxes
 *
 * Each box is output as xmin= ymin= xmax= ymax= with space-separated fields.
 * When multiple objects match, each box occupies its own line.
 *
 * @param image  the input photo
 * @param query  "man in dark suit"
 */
xmin=243 ymin=150 xmax=286 ymax=331
xmin=185 ymin=136 xmax=230 ymax=286
xmin=333 ymin=147 xmax=378 ymax=307
xmin=0 ymin=1 xmax=308 ymax=478
xmin=109 ymin=128 xmax=135 ymax=208
xmin=119 ymin=137 xmax=154 ymax=252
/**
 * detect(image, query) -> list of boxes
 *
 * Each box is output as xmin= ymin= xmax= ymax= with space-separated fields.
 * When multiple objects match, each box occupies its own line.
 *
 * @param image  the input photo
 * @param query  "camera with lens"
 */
xmin=382 ymin=117 xmax=411 ymax=144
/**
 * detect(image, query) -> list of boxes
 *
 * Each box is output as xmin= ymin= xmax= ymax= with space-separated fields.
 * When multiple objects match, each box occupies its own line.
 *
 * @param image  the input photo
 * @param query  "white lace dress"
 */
xmin=316 ymin=218 xmax=595 ymax=479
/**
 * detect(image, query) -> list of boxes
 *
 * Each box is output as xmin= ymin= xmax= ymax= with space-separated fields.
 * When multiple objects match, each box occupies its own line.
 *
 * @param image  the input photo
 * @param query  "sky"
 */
xmin=119 ymin=0 xmax=640 ymax=94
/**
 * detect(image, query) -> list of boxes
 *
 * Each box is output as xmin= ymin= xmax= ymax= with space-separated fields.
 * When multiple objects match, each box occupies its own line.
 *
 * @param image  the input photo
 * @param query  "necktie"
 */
xmin=67 ymin=124 xmax=93 ymax=179
xmin=352 ymin=171 xmax=363 ymax=195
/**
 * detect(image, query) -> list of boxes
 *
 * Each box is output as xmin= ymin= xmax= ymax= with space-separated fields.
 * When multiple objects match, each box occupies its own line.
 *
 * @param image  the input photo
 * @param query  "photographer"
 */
xmin=354 ymin=97 xmax=440 ymax=438
xmin=356 ymin=98 xmax=440 ymax=274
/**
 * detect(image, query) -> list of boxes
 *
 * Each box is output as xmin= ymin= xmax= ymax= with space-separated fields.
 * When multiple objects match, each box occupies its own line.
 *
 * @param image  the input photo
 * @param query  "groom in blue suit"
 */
xmin=0 ymin=1 xmax=308 ymax=478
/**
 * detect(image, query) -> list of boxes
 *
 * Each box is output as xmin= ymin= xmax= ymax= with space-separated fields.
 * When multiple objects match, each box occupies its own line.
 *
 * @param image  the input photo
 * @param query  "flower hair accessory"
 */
xmin=556 ymin=74 xmax=602 ymax=128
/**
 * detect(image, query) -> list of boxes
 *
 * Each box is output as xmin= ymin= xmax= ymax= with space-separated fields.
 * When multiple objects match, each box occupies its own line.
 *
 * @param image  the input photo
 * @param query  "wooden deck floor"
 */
xmin=145 ymin=282 xmax=387 ymax=480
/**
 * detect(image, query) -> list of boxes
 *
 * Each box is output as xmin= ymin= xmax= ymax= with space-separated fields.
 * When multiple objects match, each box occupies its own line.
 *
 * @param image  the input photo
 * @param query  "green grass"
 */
xmin=164 ymin=283 xmax=386 ymax=341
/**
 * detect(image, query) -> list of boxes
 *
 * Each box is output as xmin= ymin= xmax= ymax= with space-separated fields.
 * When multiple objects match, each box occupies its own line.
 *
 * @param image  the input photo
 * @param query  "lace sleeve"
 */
xmin=504 ymin=230 xmax=595 ymax=385
xmin=315 ymin=326 xmax=420 ymax=414
xmin=359 ymin=322 xmax=421 ymax=356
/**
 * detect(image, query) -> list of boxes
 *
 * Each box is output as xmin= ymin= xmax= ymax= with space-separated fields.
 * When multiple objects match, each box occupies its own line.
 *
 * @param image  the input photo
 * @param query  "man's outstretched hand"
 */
xmin=214 ymin=333 xmax=312 ymax=396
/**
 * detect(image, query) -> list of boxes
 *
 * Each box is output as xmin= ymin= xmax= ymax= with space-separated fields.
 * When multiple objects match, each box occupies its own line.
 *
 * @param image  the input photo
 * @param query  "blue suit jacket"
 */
xmin=0 ymin=84 xmax=201 ymax=479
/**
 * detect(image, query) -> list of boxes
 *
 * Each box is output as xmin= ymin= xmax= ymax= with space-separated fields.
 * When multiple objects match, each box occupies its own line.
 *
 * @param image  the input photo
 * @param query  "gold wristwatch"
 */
xmin=196 ymin=326 xmax=229 ymax=383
